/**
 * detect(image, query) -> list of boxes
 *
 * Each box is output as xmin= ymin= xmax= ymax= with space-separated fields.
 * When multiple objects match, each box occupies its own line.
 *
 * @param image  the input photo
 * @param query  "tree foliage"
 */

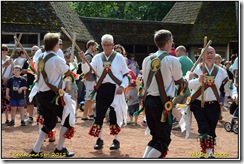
xmin=68 ymin=2 xmax=175 ymax=21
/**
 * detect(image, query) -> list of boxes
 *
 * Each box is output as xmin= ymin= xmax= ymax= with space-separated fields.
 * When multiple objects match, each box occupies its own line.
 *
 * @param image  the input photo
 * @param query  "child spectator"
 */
xmin=126 ymin=80 xmax=140 ymax=125
xmin=6 ymin=65 xmax=28 ymax=126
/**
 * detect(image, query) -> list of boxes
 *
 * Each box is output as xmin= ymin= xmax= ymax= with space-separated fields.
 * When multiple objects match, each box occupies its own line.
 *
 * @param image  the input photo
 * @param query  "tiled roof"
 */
xmin=1 ymin=1 xmax=238 ymax=46
xmin=163 ymin=2 xmax=203 ymax=24
xmin=188 ymin=1 xmax=238 ymax=45
xmin=2 ymin=2 xmax=62 ymax=33
xmin=163 ymin=1 xmax=238 ymax=45
xmin=80 ymin=17 xmax=193 ymax=45
xmin=50 ymin=2 xmax=93 ymax=41
xmin=1 ymin=2 xmax=93 ymax=41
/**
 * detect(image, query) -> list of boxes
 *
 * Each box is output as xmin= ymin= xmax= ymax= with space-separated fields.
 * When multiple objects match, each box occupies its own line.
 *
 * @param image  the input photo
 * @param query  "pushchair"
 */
xmin=224 ymin=101 xmax=238 ymax=134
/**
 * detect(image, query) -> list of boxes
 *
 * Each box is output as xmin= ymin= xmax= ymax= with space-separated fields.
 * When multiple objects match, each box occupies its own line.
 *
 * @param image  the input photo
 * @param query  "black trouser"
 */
xmin=145 ymin=95 xmax=172 ymax=153
xmin=38 ymin=90 xmax=71 ymax=134
xmin=190 ymin=100 xmax=220 ymax=138
xmin=95 ymin=83 xmax=117 ymax=126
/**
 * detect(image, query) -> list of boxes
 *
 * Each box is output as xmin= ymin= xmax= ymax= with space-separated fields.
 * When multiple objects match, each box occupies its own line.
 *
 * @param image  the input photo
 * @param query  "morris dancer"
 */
xmin=29 ymin=33 xmax=76 ymax=158
xmin=142 ymin=29 xmax=186 ymax=158
xmin=187 ymin=46 xmax=238 ymax=158
xmin=32 ymin=45 xmax=62 ymax=143
xmin=79 ymin=34 xmax=129 ymax=150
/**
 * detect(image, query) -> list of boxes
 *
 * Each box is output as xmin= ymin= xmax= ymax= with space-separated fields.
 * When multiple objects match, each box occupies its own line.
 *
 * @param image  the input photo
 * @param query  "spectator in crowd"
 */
xmin=130 ymin=54 xmax=140 ymax=76
xmin=2 ymin=44 xmax=13 ymax=124
xmin=82 ymin=40 xmax=99 ymax=120
xmin=22 ymin=45 xmax=40 ymax=124
xmin=126 ymin=80 xmax=140 ymax=125
xmin=13 ymin=50 xmax=26 ymax=68
xmin=6 ymin=65 xmax=28 ymax=126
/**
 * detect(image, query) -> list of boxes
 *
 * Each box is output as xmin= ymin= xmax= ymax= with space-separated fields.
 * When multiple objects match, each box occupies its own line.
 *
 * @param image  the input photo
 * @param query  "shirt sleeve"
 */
xmin=222 ymin=70 xmax=238 ymax=98
xmin=170 ymin=57 xmax=183 ymax=81
xmin=6 ymin=77 xmax=12 ymax=88
xmin=232 ymin=57 xmax=238 ymax=73
xmin=82 ymin=55 xmax=98 ymax=74
xmin=142 ymin=56 xmax=149 ymax=90
xmin=188 ymin=65 xmax=202 ymax=90
xmin=55 ymin=57 xmax=70 ymax=75
xmin=57 ymin=49 xmax=65 ymax=59
xmin=120 ymin=56 xmax=130 ymax=89
xmin=2 ymin=59 xmax=13 ymax=79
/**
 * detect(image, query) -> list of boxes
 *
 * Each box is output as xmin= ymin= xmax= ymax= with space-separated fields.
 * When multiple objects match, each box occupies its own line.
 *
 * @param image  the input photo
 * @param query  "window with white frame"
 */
xmin=1 ymin=33 xmax=40 ymax=51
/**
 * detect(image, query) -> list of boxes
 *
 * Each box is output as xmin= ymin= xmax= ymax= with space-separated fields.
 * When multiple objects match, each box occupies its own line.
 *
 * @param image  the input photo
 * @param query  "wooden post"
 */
xmin=2 ymin=34 xmax=23 ymax=77
xmin=14 ymin=36 xmax=31 ymax=61
xmin=201 ymin=36 xmax=208 ymax=108
xmin=61 ymin=27 xmax=99 ymax=78
xmin=10 ymin=33 xmax=23 ymax=58
xmin=190 ymin=40 xmax=212 ymax=72
xmin=71 ymin=32 xmax=76 ymax=63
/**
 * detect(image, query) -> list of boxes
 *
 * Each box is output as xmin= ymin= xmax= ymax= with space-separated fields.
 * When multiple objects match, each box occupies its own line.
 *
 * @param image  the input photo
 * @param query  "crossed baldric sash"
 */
xmin=186 ymin=64 xmax=229 ymax=105
xmin=88 ymin=52 xmax=130 ymax=100
xmin=37 ymin=53 xmax=74 ymax=106
xmin=145 ymin=52 xmax=180 ymax=124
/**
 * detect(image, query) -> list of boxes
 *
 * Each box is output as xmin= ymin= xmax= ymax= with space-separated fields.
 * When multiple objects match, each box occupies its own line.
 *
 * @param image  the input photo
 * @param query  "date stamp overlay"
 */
xmin=12 ymin=152 xmax=67 ymax=158
xmin=190 ymin=152 xmax=229 ymax=158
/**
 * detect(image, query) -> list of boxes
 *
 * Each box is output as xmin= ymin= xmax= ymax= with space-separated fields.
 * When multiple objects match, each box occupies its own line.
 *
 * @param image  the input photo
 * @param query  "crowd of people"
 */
xmin=1 ymin=29 xmax=239 ymax=159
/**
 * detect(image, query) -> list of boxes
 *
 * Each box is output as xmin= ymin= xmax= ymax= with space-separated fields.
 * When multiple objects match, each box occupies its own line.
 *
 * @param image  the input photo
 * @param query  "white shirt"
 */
xmin=189 ymin=63 xmax=237 ymax=101
xmin=33 ymin=49 xmax=43 ymax=63
xmin=35 ymin=51 xmax=70 ymax=92
xmin=142 ymin=50 xmax=183 ymax=98
xmin=57 ymin=49 xmax=65 ymax=59
xmin=2 ymin=56 xmax=12 ymax=79
xmin=82 ymin=51 xmax=129 ymax=89
xmin=13 ymin=57 xmax=26 ymax=68
xmin=130 ymin=61 xmax=138 ymax=75
xmin=33 ymin=48 xmax=65 ymax=64
xmin=232 ymin=57 xmax=238 ymax=73
xmin=69 ymin=62 xmax=77 ymax=74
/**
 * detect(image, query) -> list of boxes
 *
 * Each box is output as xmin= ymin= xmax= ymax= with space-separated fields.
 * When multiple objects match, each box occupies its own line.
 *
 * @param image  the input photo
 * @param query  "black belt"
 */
xmin=102 ymin=82 xmax=115 ymax=85
xmin=195 ymin=99 xmax=218 ymax=105
xmin=147 ymin=95 xmax=172 ymax=101
xmin=38 ymin=90 xmax=53 ymax=94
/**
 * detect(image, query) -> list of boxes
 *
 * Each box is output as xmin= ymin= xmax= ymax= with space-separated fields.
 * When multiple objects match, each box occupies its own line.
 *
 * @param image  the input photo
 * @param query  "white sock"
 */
xmin=147 ymin=148 xmax=162 ymax=158
xmin=185 ymin=130 xmax=190 ymax=139
xmin=98 ymin=128 xmax=103 ymax=140
xmin=56 ymin=126 xmax=68 ymax=150
xmin=33 ymin=130 xmax=47 ymax=152
xmin=114 ymin=135 xmax=119 ymax=141
xmin=143 ymin=146 xmax=153 ymax=158
xmin=206 ymin=148 xmax=214 ymax=157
